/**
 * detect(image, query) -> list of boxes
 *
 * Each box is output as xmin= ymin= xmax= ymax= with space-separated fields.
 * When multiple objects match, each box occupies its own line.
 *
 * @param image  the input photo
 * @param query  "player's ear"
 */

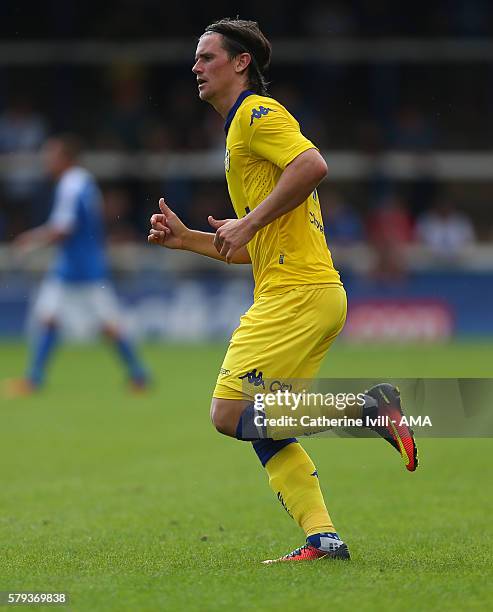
xmin=234 ymin=52 xmax=251 ymax=74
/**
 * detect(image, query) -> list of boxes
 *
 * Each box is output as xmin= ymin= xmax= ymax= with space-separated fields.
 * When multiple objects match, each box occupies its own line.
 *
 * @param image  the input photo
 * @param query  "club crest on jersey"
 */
xmin=249 ymin=105 xmax=276 ymax=126
xmin=224 ymin=148 xmax=230 ymax=172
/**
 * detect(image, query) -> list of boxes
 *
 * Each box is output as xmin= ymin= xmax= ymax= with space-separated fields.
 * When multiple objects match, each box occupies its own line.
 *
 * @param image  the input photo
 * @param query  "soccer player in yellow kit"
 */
xmin=149 ymin=18 xmax=417 ymax=563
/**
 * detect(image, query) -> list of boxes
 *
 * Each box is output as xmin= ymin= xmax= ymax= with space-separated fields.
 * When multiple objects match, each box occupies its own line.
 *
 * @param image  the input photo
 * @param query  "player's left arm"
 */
xmin=214 ymin=148 xmax=327 ymax=262
xmin=213 ymin=103 xmax=327 ymax=262
xmin=244 ymin=147 xmax=326 ymax=229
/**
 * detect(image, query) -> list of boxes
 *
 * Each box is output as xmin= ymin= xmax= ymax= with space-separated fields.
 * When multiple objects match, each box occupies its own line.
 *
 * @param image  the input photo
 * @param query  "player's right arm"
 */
xmin=148 ymin=198 xmax=251 ymax=264
xmin=13 ymin=225 xmax=70 ymax=255
xmin=12 ymin=176 xmax=78 ymax=255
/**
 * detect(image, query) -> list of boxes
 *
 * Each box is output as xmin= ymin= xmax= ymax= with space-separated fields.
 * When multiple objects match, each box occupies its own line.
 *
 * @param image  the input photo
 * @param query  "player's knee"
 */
xmin=210 ymin=399 xmax=236 ymax=437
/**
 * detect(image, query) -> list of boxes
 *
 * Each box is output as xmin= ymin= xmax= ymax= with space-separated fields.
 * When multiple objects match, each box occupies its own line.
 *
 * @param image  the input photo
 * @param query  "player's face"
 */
xmin=42 ymin=140 xmax=66 ymax=178
xmin=192 ymin=33 xmax=237 ymax=102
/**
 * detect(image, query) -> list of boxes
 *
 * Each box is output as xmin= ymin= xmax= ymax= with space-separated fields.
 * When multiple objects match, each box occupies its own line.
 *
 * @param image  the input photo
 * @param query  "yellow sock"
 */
xmin=265 ymin=442 xmax=335 ymax=537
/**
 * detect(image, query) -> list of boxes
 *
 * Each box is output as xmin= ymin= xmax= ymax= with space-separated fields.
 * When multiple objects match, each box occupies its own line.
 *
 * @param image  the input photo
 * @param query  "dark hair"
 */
xmin=203 ymin=18 xmax=272 ymax=95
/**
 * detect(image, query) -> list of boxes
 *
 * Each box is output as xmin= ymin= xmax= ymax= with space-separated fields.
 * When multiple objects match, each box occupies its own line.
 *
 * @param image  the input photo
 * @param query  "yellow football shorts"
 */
xmin=213 ymin=283 xmax=347 ymax=400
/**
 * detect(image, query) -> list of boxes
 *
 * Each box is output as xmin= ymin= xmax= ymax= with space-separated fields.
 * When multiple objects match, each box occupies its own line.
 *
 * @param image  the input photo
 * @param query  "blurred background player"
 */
xmin=5 ymin=134 xmax=149 ymax=395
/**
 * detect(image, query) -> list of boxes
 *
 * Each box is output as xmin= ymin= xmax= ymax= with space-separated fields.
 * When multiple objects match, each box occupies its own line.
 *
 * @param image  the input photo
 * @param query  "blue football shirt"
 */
xmin=48 ymin=166 xmax=108 ymax=282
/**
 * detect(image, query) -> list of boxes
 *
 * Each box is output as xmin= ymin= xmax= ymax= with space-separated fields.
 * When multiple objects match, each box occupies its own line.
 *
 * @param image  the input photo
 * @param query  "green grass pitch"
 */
xmin=1 ymin=340 xmax=492 ymax=611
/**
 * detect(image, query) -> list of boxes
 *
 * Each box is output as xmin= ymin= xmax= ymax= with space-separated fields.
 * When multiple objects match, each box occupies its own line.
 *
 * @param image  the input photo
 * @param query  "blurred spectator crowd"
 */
xmin=2 ymin=0 xmax=492 ymax=39
xmin=0 ymin=0 xmax=491 ymax=255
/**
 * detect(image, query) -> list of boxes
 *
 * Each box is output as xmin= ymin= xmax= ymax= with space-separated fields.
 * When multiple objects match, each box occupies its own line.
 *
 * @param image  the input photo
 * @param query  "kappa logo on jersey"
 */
xmin=224 ymin=148 xmax=230 ymax=172
xmin=249 ymin=106 xmax=276 ymax=126
xmin=239 ymin=368 xmax=265 ymax=388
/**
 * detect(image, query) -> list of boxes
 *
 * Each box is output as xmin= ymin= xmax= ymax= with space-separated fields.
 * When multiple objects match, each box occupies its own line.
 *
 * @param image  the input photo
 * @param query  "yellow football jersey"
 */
xmin=224 ymin=92 xmax=341 ymax=299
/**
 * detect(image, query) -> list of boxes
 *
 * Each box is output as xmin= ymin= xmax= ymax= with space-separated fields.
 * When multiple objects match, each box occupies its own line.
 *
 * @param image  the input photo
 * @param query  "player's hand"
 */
xmin=11 ymin=230 xmax=38 ymax=256
xmin=209 ymin=215 xmax=257 ymax=263
xmin=207 ymin=216 xmax=235 ymax=230
xmin=12 ymin=230 xmax=32 ymax=248
xmin=148 ymin=198 xmax=188 ymax=249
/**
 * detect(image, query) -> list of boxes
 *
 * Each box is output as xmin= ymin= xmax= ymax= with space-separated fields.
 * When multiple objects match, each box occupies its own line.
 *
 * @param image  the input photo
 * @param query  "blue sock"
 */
xmin=235 ymin=403 xmax=297 ymax=465
xmin=114 ymin=336 xmax=147 ymax=382
xmin=235 ymin=403 xmax=266 ymax=440
xmin=27 ymin=325 xmax=58 ymax=386
xmin=307 ymin=532 xmax=343 ymax=550
xmin=252 ymin=438 xmax=298 ymax=466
